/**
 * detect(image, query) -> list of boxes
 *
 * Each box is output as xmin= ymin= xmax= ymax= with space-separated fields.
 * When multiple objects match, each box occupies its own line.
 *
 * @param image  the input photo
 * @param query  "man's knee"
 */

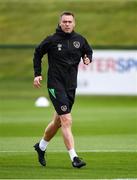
xmin=59 ymin=113 xmax=72 ymax=128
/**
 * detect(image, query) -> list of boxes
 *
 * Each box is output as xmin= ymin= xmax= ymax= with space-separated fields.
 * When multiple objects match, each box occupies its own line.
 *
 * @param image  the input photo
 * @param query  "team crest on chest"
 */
xmin=57 ymin=43 xmax=62 ymax=51
xmin=73 ymin=41 xmax=80 ymax=48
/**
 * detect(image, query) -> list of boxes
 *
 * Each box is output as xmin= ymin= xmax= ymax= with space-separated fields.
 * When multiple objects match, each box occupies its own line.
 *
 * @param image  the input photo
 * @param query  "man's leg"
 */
xmin=34 ymin=112 xmax=61 ymax=166
xmin=59 ymin=113 xmax=86 ymax=168
xmin=39 ymin=112 xmax=61 ymax=151
xmin=59 ymin=113 xmax=74 ymax=150
xmin=43 ymin=112 xmax=61 ymax=141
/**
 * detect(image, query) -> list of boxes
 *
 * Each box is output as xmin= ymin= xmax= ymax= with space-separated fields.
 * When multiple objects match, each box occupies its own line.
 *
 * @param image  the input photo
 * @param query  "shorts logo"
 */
xmin=57 ymin=43 xmax=62 ymax=51
xmin=61 ymin=105 xmax=67 ymax=112
xmin=73 ymin=41 xmax=80 ymax=48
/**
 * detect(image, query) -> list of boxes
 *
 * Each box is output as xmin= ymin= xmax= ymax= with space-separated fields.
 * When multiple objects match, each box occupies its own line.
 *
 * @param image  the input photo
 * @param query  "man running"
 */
xmin=33 ymin=11 xmax=93 ymax=168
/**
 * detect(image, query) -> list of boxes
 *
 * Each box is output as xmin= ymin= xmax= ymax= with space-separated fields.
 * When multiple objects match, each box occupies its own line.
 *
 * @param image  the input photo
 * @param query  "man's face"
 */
xmin=59 ymin=15 xmax=75 ymax=33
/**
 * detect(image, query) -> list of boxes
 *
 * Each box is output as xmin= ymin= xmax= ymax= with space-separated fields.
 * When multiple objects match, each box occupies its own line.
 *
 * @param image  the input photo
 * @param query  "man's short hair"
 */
xmin=60 ymin=11 xmax=75 ymax=18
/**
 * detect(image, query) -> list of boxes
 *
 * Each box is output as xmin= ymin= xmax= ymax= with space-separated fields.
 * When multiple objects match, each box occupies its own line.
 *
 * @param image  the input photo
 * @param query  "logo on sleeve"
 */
xmin=73 ymin=41 xmax=80 ymax=48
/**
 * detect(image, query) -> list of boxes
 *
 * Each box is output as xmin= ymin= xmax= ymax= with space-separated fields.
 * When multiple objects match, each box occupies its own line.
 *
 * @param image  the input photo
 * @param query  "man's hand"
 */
xmin=33 ymin=76 xmax=42 ymax=88
xmin=83 ymin=54 xmax=91 ymax=65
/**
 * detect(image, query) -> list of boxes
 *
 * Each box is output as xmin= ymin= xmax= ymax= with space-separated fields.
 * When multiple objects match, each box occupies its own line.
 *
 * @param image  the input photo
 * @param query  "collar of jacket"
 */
xmin=55 ymin=25 xmax=75 ymax=38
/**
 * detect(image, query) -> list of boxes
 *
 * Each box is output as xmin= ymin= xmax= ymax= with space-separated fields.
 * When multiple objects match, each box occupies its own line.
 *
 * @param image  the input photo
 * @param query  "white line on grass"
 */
xmin=0 ymin=150 xmax=137 ymax=153
xmin=0 ymin=179 xmax=136 ymax=180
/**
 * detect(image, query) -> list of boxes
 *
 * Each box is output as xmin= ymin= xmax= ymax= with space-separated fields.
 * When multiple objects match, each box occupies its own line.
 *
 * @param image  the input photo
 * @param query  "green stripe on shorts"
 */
xmin=48 ymin=88 xmax=56 ymax=99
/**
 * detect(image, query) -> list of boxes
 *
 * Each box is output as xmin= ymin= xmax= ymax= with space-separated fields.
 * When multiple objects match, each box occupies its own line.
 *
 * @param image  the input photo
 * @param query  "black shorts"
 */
xmin=48 ymin=88 xmax=76 ymax=115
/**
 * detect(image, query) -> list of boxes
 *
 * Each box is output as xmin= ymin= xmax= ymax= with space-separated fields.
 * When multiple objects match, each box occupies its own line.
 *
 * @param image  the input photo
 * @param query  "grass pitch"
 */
xmin=0 ymin=82 xmax=137 ymax=179
xmin=0 ymin=152 xmax=136 ymax=179
xmin=0 ymin=0 xmax=137 ymax=178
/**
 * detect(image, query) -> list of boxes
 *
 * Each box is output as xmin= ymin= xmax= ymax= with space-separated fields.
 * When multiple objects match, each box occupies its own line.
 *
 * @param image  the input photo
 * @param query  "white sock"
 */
xmin=68 ymin=148 xmax=78 ymax=161
xmin=39 ymin=138 xmax=49 ymax=151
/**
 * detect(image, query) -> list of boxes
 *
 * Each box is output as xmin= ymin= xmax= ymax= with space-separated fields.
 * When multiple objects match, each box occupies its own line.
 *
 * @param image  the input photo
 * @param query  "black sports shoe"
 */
xmin=72 ymin=157 xmax=86 ymax=168
xmin=33 ymin=143 xmax=46 ymax=166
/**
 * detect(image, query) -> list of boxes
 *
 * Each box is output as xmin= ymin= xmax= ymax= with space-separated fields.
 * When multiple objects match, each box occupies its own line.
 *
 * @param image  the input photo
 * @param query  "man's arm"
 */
xmin=33 ymin=36 xmax=51 ymax=88
xmin=82 ymin=38 xmax=93 ymax=65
